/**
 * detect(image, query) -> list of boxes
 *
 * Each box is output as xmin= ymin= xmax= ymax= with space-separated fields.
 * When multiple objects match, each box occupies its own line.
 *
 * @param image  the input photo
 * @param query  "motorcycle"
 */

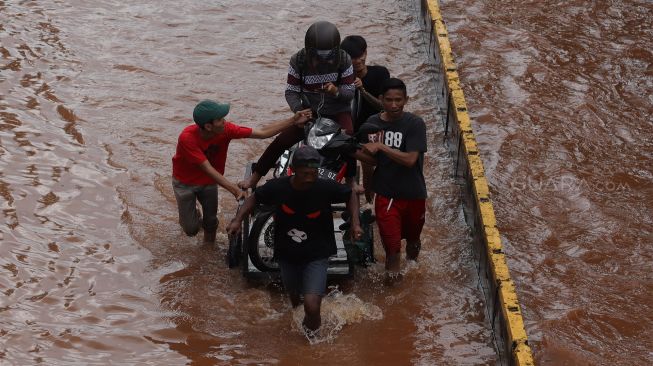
xmin=227 ymin=98 xmax=376 ymax=278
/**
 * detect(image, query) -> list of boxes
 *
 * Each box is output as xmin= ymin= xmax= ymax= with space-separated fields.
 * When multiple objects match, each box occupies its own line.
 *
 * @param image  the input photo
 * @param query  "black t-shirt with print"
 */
xmin=255 ymin=176 xmax=352 ymax=263
xmin=359 ymin=112 xmax=428 ymax=200
xmin=355 ymin=65 xmax=391 ymax=133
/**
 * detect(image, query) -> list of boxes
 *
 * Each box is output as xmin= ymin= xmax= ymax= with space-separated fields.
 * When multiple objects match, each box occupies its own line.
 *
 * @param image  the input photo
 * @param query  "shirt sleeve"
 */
xmin=380 ymin=66 xmax=390 ymax=81
xmin=254 ymin=182 xmax=272 ymax=205
xmin=177 ymin=133 xmax=207 ymax=165
xmin=285 ymin=55 xmax=304 ymax=112
xmin=405 ymin=116 xmax=428 ymax=152
xmin=254 ymin=179 xmax=280 ymax=206
xmin=357 ymin=116 xmax=383 ymax=144
xmin=358 ymin=124 xmax=370 ymax=143
xmin=337 ymin=53 xmax=355 ymax=101
xmin=224 ymin=122 xmax=252 ymax=139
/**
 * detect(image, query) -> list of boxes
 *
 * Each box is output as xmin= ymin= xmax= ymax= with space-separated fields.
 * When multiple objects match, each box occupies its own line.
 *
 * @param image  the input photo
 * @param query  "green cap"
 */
xmin=193 ymin=99 xmax=230 ymax=126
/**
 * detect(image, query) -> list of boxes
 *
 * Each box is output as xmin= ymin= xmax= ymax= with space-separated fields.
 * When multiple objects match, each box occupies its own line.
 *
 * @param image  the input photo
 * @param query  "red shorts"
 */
xmin=374 ymin=194 xmax=426 ymax=256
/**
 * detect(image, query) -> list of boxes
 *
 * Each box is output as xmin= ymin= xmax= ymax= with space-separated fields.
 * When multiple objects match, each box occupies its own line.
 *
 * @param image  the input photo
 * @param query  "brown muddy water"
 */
xmin=439 ymin=0 xmax=653 ymax=365
xmin=0 ymin=0 xmax=650 ymax=365
xmin=0 ymin=0 xmax=493 ymax=365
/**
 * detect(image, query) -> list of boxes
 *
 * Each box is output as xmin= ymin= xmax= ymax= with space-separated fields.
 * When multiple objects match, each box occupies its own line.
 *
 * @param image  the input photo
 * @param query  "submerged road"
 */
xmin=2 ymin=0 xmax=650 ymax=364
xmin=1 ymin=0 xmax=496 ymax=364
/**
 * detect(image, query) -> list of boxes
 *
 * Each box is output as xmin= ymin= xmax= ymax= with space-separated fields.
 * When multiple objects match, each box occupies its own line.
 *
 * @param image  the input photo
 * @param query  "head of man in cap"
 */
xmin=290 ymin=145 xmax=322 ymax=190
xmin=193 ymin=99 xmax=231 ymax=137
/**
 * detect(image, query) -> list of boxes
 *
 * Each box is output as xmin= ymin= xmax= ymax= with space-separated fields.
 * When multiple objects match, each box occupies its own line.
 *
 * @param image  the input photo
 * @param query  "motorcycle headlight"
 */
xmin=306 ymin=117 xmax=339 ymax=149
xmin=312 ymin=117 xmax=339 ymax=136
xmin=307 ymin=133 xmax=335 ymax=149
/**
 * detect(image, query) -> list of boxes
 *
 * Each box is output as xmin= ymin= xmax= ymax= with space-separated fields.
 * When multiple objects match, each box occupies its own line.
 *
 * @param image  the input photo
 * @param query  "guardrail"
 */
xmin=419 ymin=1 xmax=535 ymax=365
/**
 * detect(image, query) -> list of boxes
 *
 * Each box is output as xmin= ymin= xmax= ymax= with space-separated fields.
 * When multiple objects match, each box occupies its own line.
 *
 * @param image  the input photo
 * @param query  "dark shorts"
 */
xmin=278 ymin=257 xmax=329 ymax=296
xmin=374 ymin=194 xmax=426 ymax=256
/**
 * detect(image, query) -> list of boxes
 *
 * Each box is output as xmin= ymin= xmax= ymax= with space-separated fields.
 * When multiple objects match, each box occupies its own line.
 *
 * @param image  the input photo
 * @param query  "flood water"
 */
xmin=0 ymin=0 xmax=496 ymax=365
xmin=439 ymin=0 xmax=653 ymax=364
xmin=0 ymin=0 xmax=650 ymax=365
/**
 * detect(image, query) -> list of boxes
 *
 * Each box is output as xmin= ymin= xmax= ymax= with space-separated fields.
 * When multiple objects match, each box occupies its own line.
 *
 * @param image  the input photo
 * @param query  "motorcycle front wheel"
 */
xmin=247 ymin=210 xmax=280 ymax=272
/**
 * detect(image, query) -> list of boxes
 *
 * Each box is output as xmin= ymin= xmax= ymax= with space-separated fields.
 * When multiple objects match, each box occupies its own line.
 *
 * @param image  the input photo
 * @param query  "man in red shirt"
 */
xmin=172 ymin=99 xmax=311 ymax=244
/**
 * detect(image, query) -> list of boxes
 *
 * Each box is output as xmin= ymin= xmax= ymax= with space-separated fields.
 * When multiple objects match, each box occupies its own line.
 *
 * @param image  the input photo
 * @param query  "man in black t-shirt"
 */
xmin=351 ymin=78 xmax=427 ymax=279
xmin=340 ymin=35 xmax=391 ymax=133
xmin=227 ymin=146 xmax=362 ymax=333
xmin=340 ymin=35 xmax=391 ymax=201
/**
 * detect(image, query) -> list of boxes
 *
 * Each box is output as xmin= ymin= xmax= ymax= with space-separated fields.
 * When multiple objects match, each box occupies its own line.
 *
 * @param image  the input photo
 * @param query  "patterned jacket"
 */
xmin=285 ymin=49 xmax=356 ymax=115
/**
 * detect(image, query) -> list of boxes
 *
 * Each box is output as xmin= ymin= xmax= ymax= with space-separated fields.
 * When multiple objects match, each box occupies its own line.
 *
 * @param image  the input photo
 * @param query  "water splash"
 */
xmin=291 ymin=287 xmax=383 ymax=345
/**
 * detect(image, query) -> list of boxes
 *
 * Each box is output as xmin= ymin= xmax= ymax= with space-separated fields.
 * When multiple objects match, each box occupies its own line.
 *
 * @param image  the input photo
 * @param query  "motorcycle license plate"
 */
xmin=318 ymin=167 xmax=338 ymax=180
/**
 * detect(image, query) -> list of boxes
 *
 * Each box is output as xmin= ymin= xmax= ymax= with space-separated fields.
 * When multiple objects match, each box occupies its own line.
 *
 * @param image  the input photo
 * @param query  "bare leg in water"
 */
xmin=288 ymin=292 xmax=322 ymax=332
xmin=406 ymin=240 xmax=421 ymax=261
xmin=302 ymin=294 xmax=322 ymax=331
xmin=384 ymin=251 xmax=402 ymax=286
xmin=288 ymin=292 xmax=301 ymax=308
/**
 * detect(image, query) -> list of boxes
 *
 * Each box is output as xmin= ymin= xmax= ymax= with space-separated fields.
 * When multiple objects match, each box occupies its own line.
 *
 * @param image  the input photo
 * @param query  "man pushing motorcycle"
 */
xmin=226 ymin=145 xmax=362 ymax=334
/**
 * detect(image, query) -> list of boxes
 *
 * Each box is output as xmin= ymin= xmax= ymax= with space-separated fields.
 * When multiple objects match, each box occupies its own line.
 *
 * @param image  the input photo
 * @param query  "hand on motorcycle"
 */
xmin=237 ymin=180 xmax=248 ymax=190
xmin=228 ymin=183 xmax=247 ymax=200
xmin=351 ymin=224 xmax=363 ymax=241
xmin=226 ymin=218 xmax=242 ymax=236
xmin=353 ymin=77 xmax=363 ymax=89
xmin=238 ymin=171 xmax=261 ymax=191
xmin=292 ymin=109 xmax=312 ymax=127
xmin=352 ymin=183 xmax=366 ymax=195
xmin=362 ymin=142 xmax=384 ymax=155
xmin=323 ymin=82 xmax=339 ymax=96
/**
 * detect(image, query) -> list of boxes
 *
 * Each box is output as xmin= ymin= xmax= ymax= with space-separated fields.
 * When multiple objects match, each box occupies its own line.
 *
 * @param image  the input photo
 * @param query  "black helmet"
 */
xmin=305 ymin=21 xmax=340 ymax=62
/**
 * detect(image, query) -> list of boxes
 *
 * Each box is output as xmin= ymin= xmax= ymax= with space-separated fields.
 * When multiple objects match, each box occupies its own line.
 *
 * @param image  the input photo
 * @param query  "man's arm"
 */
xmin=285 ymin=89 xmax=304 ymax=113
xmin=326 ymin=57 xmax=356 ymax=101
xmin=351 ymin=148 xmax=377 ymax=165
xmin=235 ymin=194 xmax=257 ymax=222
xmin=347 ymin=186 xmax=363 ymax=240
xmin=226 ymin=194 xmax=257 ymax=235
xmin=336 ymin=63 xmax=355 ymax=101
xmin=285 ymin=58 xmax=304 ymax=112
xmin=249 ymin=109 xmax=311 ymax=139
xmin=198 ymin=160 xmax=245 ymax=199
xmin=358 ymin=66 xmax=390 ymax=111
xmin=361 ymin=89 xmax=383 ymax=110
xmin=363 ymin=142 xmax=420 ymax=167
xmin=361 ymin=162 xmax=375 ymax=203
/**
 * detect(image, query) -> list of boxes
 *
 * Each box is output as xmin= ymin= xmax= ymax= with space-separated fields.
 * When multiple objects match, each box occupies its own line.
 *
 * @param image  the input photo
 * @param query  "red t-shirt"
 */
xmin=172 ymin=122 xmax=252 ymax=185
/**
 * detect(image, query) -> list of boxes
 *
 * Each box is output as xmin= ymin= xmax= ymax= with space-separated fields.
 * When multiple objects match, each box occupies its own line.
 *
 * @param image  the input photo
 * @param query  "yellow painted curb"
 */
xmin=423 ymin=1 xmax=535 ymax=364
